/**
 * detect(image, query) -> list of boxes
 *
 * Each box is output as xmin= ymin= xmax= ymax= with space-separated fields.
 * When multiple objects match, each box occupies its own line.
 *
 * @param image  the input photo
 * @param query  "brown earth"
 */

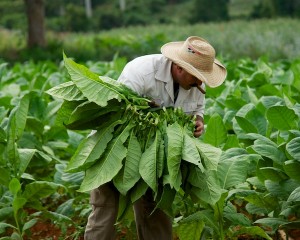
xmin=3 ymin=220 xmax=300 ymax=240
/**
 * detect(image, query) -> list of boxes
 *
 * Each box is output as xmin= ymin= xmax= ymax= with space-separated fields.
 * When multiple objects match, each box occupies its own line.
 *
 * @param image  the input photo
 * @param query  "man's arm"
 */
xmin=194 ymin=115 xmax=204 ymax=138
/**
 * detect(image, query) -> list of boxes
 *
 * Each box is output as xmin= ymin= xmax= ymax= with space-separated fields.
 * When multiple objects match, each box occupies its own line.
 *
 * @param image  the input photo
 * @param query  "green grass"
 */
xmin=1 ymin=18 xmax=300 ymax=63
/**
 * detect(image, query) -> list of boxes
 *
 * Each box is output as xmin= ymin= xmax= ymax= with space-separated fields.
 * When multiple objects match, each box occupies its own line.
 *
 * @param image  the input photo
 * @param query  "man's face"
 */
xmin=176 ymin=67 xmax=203 ymax=91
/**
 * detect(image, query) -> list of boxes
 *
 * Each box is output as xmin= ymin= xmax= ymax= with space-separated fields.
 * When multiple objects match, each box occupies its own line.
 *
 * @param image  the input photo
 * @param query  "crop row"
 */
xmin=0 ymin=56 xmax=299 ymax=239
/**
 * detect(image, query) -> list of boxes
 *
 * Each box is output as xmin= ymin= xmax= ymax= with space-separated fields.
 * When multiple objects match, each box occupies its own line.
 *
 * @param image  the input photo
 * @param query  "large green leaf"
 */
xmin=223 ymin=134 xmax=240 ymax=150
xmin=266 ymin=105 xmax=298 ymax=130
xmin=156 ymin=137 xmax=165 ymax=179
xmin=22 ymin=181 xmax=64 ymax=200
xmin=0 ymin=126 xmax=6 ymax=143
xmin=248 ymin=71 xmax=268 ymax=87
xmin=194 ymin=141 xmax=222 ymax=170
xmin=189 ymin=168 xmax=227 ymax=205
xmin=79 ymin=123 xmax=133 ymax=192
xmin=259 ymin=167 xmax=288 ymax=182
xmin=286 ymin=186 xmax=300 ymax=203
xmin=66 ymin=120 xmax=122 ymax=173
xmin=45 ymin=81 xmax=85 ymax=101
xmin=235 ymin=116 xmax=258 ymax=133
xmin=22 ymin=218 xmax=38 ymax=232
xmin=114 ymin=131 xmax=142 ymax=195
xmin=54 ymin=100 xmax=81 ymax=127
xmin=235 ymin=103 xmax=267 ymax=135
xmin=18 ymin=148 xmax=36 ymax=176
xmin=217 ymin=155 xmax=251 ymax=189
xmin=0 ymin=168 xmax=10 ymax=186
xmin=166 ymin=122 xmax=183 ymax=191
xmin=252 ymin=139 xmax=286 ymax=164
xmin=35 ymin=211 xmax=73 ymax=224
xmin=271 ymin=69 xmax=294 ymax=85
xmin=264 ymin=179 xmax=298 ymax=199
xmin=232 ymin=226 xmax=273 ymax=240
xmin=246 ymin=108 xmax=267 ymax=135
xmin=176 ymin=221 xmax=204 ymax=240
xmin=66 ymin=99 xmax=123 ymax=129
xmin=116 ymin=194 xmax=131 ymax=221
xmin=182 ymin=128 xmax=204 ymax=171
xmin=293 ymin=103 xmax=300 ymax=118
xmin=258 ymin=84 xmax=281 ymax=97
xmin=139 ymin=130 xmax=161 ymax=192
xmin=203 ymin=113 xmax=227 ymax=147
xmin=130 ymin=180 xmax=148 ymax=203
xmin=259 ymin=96 xmax=285 ymax=110
xmin=254 ymin=218 xmax=288 ymax=232
xmin=179 ymin=209 xmax=219 ymax=234
xmin=0 ymin=207 xmax=13 ymax=222
xmin=224 ymin=95 xmax=247 ymax=110
xmin=247 ymin=85 xmax=259 ymax=105
xmin=7 ymin=103 xmax=24 ymax=168
xmin=25 ymin=117 xmax=44 ymax=137
xmin=286 ymin=137 xmax=300 ymax=160
xmin=283 ymin=160 xmax=300 ymax=181
xmin=9 ymin=178 xmax=21 ymax=195
xmin=15 ymin=93 xmax=30 ymax=138
xmin=245 ymin=192 xmax=278 ymax=214
xmin=224 ymin=211 xmax=251 ymax=226
xmin=154 ymin=184 xmax=176 ymax=217
xmin=0 ymin=223 xmax=17 ymax=233
xmin=63 ymin=54 xmax=126 ymax=107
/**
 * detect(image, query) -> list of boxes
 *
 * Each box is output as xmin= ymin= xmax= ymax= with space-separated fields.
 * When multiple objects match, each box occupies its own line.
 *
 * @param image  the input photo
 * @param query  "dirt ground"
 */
xmin=3 ymin=220 xmax=300 ymax=240
xmin=24 ymin=221 xmax=83 ymax=240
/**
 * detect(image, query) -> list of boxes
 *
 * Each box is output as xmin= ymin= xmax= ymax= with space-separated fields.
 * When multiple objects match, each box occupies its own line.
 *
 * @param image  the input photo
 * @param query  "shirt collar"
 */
xmin=155 ymin=56 xmax=173 ymax=83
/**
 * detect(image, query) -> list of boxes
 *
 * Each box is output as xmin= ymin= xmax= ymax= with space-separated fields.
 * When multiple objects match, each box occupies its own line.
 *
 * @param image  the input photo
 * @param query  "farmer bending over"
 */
xmin=84 ymin=36 xmax=227 ymax=240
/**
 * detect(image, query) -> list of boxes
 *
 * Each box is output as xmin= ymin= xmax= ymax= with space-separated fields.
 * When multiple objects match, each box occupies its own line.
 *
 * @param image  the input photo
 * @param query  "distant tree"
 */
xmin=24 ymin=0 xmax=46 ymax=48
xmin=119 ymin=0 xmax=126 ymax=11
xmin=271 ymin=0 xmax=300 ymax=17
xmin=64 ymin=4 xmax=90 ymax=31
xmin=190 ymin=0 xmax=229 ymax=23
xmin=85 ymin=0 xmax=92 ymax=18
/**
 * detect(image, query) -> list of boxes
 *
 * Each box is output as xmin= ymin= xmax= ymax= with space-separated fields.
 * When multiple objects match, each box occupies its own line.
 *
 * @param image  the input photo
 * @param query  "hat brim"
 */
xmin=161 ymin=42 xmax=227 ymax=88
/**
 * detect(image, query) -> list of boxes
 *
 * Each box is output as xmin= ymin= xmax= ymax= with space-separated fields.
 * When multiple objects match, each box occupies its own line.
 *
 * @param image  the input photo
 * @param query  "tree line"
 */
xmin=0 ymin=0 xmax=299 ymax=48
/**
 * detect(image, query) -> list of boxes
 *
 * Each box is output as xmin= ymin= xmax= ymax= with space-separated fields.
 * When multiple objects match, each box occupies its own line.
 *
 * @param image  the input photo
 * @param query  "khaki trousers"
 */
xmin=84 ymin=182 xmax=172 ymax=240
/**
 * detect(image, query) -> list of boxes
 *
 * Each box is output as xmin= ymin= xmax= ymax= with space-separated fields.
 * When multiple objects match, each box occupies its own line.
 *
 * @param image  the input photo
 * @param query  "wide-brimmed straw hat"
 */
xmin=161 ymin=36 xmax=227 ymax=88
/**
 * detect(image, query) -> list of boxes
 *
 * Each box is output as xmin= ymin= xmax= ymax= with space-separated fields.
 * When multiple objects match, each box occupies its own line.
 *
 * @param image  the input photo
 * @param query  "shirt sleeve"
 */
xmin=193 ymin=83 xmax=206 ymax=117
xmin=117 ymin=63 xmax=145 ymax=96
xmin=194 ymin=95 xmax=205 ymax=118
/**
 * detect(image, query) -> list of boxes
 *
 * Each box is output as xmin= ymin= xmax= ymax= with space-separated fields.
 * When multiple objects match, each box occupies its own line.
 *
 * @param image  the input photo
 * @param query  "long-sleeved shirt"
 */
xmin=117 ymin=54 xmax=205 ymax=117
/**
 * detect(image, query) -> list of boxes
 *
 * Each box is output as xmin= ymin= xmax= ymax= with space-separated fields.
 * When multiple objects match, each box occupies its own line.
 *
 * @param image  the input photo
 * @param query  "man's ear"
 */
xmin=176 ymin=65 xmax=183 ymax=72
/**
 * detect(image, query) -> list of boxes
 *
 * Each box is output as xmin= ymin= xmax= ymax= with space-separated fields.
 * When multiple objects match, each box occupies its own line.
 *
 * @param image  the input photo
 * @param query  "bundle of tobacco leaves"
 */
xmin=46 ymin=54 xmax=222 ymax=217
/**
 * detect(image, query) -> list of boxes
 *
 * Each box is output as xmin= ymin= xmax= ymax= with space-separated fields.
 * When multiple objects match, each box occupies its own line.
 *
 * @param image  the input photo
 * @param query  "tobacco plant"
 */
xmin=46 ymin=54 xmax=276 ymax=239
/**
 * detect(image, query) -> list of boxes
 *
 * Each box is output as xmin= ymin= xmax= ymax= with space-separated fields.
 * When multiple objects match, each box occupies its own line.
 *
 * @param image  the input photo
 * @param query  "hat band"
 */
xmin=178 ymin=48 xmax=214 ymax=72
xmin=187 ymin=45 xmax=202 ymax=55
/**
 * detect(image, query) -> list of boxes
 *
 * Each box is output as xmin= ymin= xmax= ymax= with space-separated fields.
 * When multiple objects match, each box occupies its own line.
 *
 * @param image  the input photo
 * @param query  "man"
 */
xmin=85 ymin=36 xmax=227 ymax=240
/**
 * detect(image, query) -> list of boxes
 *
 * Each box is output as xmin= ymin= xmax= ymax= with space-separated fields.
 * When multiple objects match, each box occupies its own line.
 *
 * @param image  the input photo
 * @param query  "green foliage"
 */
xmin=2 ymin=18 xmax=300 ymax=63
xmin=0 ymin=0 xmax=25 ymax=30
xmin=190 ymin=0 xmax=230 ymax=23
xmin=1 ymin=51 xmax=300 ymax=238
xmin=0 ymin=60 xmax=90 ymax=239
xmin=252 ymin=0 xmax=300 ymax=18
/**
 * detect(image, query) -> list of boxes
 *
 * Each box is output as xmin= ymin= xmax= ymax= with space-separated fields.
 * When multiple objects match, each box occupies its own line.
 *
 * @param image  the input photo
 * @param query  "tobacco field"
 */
xmin=0 ymin=54 xmax=300 ymax=240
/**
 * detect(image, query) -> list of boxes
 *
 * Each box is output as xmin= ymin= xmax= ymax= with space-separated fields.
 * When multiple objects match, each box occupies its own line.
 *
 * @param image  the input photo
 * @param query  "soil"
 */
xmin=23 ymin=220 xmax=82 ymax=240
xmin=3 ymin=220 xmax=300 ymax=240
xmin=2 ymin=219 xmax=84 ymax=240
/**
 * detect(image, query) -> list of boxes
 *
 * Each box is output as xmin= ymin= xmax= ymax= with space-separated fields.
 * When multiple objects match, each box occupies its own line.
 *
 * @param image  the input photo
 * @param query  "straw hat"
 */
xmin=161 ymin=36 xmax=227 ymax=88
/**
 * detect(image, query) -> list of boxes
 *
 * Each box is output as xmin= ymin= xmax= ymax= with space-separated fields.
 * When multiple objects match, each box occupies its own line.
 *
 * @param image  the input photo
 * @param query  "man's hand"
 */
xmin=148 ymin=100 xmax=159 ymax=108
xmin=194 ymin=115 xmax=204 ymax=138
